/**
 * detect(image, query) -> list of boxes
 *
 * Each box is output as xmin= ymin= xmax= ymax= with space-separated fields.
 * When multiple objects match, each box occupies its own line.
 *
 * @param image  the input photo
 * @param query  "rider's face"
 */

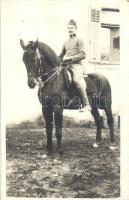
xmin=67 ymin=25 xmax=77 ymax=36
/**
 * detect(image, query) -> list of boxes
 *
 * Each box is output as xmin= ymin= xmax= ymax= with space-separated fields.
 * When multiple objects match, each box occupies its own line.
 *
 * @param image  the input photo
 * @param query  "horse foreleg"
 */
xmin=104 ymin=107 xmax=115 ymax=143
xmin=42 ymin=106 xmax=53 ymax=154
xmin=91 ymin=107 xmax=102 ymax=144
xmin=54 ymin=106 xmax=63 ymax=155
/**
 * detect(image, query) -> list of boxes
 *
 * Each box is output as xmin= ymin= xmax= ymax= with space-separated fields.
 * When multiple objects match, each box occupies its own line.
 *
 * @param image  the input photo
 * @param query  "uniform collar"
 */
xmin=70 ymin=34 xmax=76 ymax=38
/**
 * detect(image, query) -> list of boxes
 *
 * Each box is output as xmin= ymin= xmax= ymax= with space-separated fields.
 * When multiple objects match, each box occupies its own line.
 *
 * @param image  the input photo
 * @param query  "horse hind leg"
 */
xmin=104 ymin=107 xmax=115 ymax=144
xmin=91 ymin=107 xmax=102 ymax=147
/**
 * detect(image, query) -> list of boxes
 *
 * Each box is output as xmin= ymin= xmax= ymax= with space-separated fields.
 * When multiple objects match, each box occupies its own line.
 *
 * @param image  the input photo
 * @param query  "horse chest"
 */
xmin=39 ymin=80 xmax=63 ymax=97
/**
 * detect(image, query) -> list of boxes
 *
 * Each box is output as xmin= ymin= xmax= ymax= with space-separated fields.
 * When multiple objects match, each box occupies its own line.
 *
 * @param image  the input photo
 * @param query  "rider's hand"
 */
xmin=63 ymin=55 xmax=72 ymax=61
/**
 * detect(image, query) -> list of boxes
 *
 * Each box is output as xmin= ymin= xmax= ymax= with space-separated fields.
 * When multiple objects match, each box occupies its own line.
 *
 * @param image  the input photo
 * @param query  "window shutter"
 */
xmin=88 ymin=7 xmax=101 ymax=62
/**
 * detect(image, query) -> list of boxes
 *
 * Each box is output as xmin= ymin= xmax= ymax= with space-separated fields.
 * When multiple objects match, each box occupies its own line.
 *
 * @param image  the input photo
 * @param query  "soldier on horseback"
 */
xmin=59 ymin=19 xmax=91 ymax=111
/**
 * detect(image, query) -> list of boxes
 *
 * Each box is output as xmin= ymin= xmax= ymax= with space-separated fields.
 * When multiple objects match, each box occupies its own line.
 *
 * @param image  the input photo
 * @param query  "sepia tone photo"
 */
xmin=1 ymin=0 xmax=129 ymax=199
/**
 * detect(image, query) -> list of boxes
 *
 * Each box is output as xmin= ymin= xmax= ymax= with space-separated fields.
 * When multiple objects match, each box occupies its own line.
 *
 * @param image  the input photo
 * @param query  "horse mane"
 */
xmin=37 ymin=42 xmax=61 ymax=68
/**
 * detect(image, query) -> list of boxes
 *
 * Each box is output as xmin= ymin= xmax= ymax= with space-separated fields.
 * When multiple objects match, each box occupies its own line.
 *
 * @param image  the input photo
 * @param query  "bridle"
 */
xmin=35 ymin=48 xmax=62 ymax=87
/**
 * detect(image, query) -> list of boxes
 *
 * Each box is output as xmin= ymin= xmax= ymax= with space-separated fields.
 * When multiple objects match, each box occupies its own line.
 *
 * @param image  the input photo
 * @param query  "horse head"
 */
xmin=20 ymin=39 xmax=40 ymax=88
xmin=20 ymin=39 xmax=61 ymax=89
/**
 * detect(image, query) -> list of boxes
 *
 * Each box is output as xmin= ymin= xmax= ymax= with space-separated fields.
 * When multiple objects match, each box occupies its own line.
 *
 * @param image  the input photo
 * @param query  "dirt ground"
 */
xmin=6 ymin=127 xmax=120 ymax=198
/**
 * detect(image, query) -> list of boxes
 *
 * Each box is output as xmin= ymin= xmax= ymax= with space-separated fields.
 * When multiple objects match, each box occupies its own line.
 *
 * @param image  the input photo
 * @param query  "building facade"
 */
xmin=87 ymin=3 xmax=120 ymax=113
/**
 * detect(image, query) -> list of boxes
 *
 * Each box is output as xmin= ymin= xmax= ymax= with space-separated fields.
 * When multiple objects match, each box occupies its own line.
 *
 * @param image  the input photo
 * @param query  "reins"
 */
xmin=36 ymin=50 xmax=62 ymax=87
xmin=37 ymin=65 xmax=62 ymax=85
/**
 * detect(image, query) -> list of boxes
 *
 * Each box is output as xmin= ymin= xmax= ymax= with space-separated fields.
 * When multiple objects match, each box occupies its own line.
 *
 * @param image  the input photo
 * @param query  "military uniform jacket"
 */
xmin=59 ymin=35 xmax=86 ymax=64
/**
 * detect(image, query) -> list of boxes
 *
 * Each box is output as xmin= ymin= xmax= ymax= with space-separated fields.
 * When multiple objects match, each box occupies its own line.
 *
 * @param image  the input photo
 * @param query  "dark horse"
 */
xmin=20 ymin=39 xmax=115 ymax=155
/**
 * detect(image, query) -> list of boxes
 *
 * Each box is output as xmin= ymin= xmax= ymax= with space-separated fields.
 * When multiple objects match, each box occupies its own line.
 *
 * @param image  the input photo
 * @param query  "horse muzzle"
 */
xmin=28 ymin=80 xmax=36 ymax=88
xmin=28 ymin=78 xmax=44 ymax=89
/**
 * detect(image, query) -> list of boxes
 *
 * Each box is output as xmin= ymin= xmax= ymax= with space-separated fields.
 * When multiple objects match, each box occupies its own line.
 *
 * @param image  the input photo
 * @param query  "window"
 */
xmin=88 ymin=7 xmax=101 ymax=62
xmin=88 ymin=7 xmax=120 ymax=64
xmin=100 ymin=26 xmax=120 ymax=64
xmin=91 ymin=8 xmax=100 ymax=22
xmin=110 ymin=28 xmax=120 ymax=63
xmin=113 ymin=37 xmax=120 ymax=49
xmin=100 ymin=27 xmax=110 ymax=62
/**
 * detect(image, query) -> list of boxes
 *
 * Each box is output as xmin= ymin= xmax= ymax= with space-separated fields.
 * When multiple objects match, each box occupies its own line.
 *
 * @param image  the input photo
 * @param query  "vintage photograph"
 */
xmin=1 ymin=0 xmax=129 ymax=199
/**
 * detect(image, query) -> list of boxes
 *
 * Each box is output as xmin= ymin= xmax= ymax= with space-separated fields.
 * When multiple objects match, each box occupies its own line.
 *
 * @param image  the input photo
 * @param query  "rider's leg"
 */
xmin=77 ymin=79 xmax=90 ymax=107
xmin=71 ymin=64 xmax=91 ymax=110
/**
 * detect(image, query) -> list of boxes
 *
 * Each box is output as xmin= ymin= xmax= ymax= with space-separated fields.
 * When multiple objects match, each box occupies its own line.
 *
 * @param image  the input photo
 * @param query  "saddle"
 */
xmin=62 ymin=67 xmax=73 ymax=90
xmin=62 ymin=64 xmax=88 ymax=90
xmin=62 ymin=64 xmax=87 ymax=110
xmin=61 ymin=63 xmax=99 ymax=109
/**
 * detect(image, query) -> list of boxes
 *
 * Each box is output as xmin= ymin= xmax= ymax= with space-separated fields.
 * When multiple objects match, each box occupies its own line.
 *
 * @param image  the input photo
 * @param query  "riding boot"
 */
xmin=77 ymin=86 xmax=91 ymax=112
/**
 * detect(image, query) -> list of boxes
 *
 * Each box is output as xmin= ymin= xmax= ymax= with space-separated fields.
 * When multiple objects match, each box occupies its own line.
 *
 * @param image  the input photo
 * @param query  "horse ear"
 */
xmin=33 ymin=38 xmax=38 ymax=51
xmin=20 ymin=39 xmax=26 ymax=50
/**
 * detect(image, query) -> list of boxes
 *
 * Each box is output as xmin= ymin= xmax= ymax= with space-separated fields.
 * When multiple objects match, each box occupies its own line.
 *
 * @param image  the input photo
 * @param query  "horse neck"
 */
xmin=38 ymin=42 xmax=61 ymax=72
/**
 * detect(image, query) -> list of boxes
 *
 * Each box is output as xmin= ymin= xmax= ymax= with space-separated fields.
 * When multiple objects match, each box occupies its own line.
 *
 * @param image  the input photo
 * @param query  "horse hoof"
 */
xmin=53 ymin=158 xmax=62 ymax=165
xmin=93 ymin=142 xmax=99 ymax=148
xmin=47 ymin=150 xmax=53 ymax=156
xmin=42 ymin=154 xmax=47 ymax=159
xmin=109 ymin=145 xmax=116 ymax=151
xmin=58 ymin=148 xmax=63 ymax=156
